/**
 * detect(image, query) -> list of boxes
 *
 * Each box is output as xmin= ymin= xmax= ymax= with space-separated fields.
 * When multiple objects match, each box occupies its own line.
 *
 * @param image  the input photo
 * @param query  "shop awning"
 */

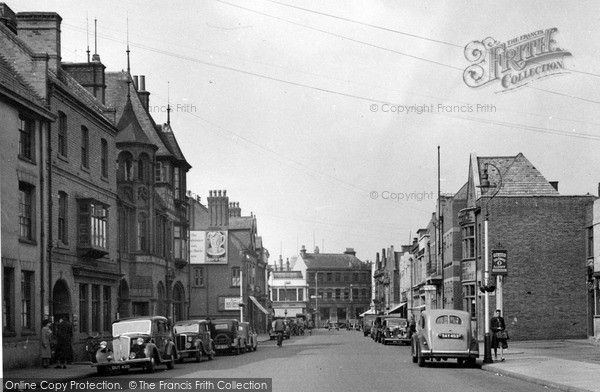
xmin=386 ymin=302 xmax=407 ymax=314
xmin=248 ymin=295 xmax=270 ymax=315
xmin=359 ymin=309 xmax=376 ymax=317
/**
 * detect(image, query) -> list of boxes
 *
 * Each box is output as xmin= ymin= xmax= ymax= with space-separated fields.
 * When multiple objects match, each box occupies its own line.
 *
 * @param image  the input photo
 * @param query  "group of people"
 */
xmin=40 ymin=316 xmax=74 ymax=368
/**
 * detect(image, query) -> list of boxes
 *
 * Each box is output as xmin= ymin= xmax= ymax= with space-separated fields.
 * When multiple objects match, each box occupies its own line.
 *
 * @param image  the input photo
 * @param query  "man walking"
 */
xmin=273 ymin=318 xmax=285 ymax=347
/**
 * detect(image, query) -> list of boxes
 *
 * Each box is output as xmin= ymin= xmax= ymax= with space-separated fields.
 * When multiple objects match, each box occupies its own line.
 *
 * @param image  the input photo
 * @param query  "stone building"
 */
xmin=296 ymin=246 xmax=371 ymax=328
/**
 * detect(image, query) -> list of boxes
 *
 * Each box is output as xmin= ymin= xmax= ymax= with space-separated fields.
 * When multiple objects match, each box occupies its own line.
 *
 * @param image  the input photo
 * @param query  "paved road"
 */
xmin=94 ymin=329 xmax=561 ymax=392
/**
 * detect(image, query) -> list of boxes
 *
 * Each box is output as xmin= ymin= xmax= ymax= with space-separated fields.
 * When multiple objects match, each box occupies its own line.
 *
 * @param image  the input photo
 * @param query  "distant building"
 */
xmin=296 ymin=246 xmax=371 ymax=327
xmin=270 ymin=256 xmax=307 ymax=318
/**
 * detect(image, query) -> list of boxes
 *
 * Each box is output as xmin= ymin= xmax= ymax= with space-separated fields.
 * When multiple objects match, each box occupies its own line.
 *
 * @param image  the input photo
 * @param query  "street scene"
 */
xmin=2 ymin=1 xmax=600 ymax=391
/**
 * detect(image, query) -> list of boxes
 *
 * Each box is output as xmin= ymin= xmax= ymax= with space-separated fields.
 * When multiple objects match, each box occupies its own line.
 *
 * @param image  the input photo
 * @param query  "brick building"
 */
xmin=270 ymin=256 xmax=308 ymax=318
xmin=296 ymin=246 xmax=371 ymax=327
xmin=188 ymin=191 xmax=271 ymax=333
xmin=1 ymin=5 xmax=121 ymax=368
xmin=460 ymin=153 xmax=595 ymax=340
xmin=104 ymin=69 xmax=191 ymax=322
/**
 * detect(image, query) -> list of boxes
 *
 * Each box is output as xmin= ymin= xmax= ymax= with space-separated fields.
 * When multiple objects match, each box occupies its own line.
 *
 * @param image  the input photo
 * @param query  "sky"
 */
xmin=15 ymin=0 xmax=600 ymax=262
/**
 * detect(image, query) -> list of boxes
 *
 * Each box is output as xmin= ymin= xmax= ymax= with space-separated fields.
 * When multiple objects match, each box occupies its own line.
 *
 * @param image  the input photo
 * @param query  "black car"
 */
xmin=173 ymin=319 xmax=215 ymax=362
xmin=92 ymin=316 xmax=177 ymax=374
xmin=210 ymin=319 xmax=243 ymax=355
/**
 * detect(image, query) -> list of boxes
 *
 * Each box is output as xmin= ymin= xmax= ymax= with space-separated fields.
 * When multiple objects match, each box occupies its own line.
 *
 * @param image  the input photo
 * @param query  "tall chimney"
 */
xmin=207 ymin=190 xmax=228 ymax=227
xmin=16 ymin=11 xmax=62 ymax=73
xmin=314 ymin=246 xmax=320 ymax=254
xmin=300 ymin=245 xmax=307 ymax=258
xmin=286 ymin=258 xmax=290 ymax=271
xmin=133 ymin=75 xmax=139 ymax=90
xmin=279 ymin=255 xmax=283 ymax=271
xmin=138 ymin=75 xmax=150 ymax=110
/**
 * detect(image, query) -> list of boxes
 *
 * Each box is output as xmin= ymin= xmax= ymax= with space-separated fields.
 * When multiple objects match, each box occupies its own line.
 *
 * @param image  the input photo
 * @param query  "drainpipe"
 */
xmin=39 ymin=120 xmax=46 ymax=323
xmin=46 ymin=85 xmax=54 ymax=322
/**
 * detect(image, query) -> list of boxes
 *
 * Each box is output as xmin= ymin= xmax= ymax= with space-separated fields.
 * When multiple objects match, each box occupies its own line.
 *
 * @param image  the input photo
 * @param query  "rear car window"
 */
xmin=435 ymin=315 xmax=463 ymax=325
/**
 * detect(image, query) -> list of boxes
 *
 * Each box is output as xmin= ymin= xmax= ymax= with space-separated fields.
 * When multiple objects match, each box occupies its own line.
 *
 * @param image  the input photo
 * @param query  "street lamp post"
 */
xmin=315 ymin=272 xmax=319 ymax=328
xmin=479 ymin=162 xmax=502 ymax=364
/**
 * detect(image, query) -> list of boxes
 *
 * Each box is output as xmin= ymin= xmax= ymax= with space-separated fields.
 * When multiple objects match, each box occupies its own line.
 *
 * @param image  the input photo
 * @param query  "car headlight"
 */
xmin=100 ymin=341 xmax=107 ymax=349
xmin=136 ymin=338 xmax=144 ymax=345
xmin=188 ymin=336 xmax=193 ymax=342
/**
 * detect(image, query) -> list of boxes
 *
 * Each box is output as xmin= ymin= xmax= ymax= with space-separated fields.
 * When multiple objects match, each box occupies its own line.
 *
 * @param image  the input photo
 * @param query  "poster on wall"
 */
xmin=190 ymin=231 xmax=206 ymax=264
xmin=190 ymin=230 xmax=228 ymax=264
xmin=206 ymin=231 xmax=228 ymax=263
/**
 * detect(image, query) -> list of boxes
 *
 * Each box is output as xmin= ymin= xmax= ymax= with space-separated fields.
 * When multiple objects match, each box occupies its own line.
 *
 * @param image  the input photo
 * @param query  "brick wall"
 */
xmin=483 ymin=195 xmax=594 ymax=340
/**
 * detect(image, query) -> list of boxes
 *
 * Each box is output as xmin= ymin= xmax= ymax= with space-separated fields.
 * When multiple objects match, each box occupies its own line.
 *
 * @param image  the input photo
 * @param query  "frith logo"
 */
xmin=463 ymin=28 xmax=571 ymax=91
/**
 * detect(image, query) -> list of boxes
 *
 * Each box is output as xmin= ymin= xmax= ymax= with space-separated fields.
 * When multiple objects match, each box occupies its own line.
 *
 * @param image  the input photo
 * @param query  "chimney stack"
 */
xmin=207 ymin=189 xmax=229 ymax=227
xmin=16 ymin=11 xmax=62 ymax=73
xmin=286 ymin=258 xmax=290 ymax=271
xmin=133 ymin=75 xmax=139 ymax=90
xmin=344 ymin=247 xmax=356 ymax=256
xmin=314 ymin=246 xmax=319 ymax=254
xmin=138 ymin=75 xmax=150 ymax=110
xmin=279 ymin=255 xmax=283 ymax=271
xmin=300 ymin=245 xmax=307 ymax=258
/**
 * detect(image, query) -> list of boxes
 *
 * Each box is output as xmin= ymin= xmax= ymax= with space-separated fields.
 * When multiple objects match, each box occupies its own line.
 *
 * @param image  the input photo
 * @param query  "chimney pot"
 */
xmin=139 ymin=75 xmax=146 ymax=91
xmin=133 ymin=75 xmax=139 ymax=90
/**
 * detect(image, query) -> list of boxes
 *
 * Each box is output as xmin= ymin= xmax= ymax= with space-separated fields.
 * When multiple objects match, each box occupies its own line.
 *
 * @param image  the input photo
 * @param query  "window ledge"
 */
xmin=18 ymin=155 xmax=36 ymax=165
xmin=100 ymin=175 xmax=109 ymax=183
xmin=57 ymin=153 xmax=68 ymax=163
xmin=19 ymin=238 xmax=38 ymax=246
xmin=80 ymin=165 xmax=90 ymax=173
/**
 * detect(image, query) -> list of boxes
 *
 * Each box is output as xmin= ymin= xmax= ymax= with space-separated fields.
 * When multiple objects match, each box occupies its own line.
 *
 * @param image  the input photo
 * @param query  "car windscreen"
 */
xmin=113 ymin=320 xmax=152 ymax=335
xmin=385 ymin=319 xmax=407 ymax=327
xmin=174 ymin=323 xmax=200 ymax=334
xmin=213 ymin=323 xmax=232 ymax=331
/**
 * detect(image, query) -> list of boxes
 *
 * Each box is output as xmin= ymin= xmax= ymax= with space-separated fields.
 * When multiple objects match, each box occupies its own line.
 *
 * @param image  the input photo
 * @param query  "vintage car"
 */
xmin=92 ymin=316 xmax=177 ymax=374
xmin=380 ymin=317 xmax=410 ymax=345
xmin=210 ymin=319 xmax=243 ymax=355
xmin=239 ymin=322 xmax=258 ymax=352
xmin=173 ymin=319 xmax=215 ymax=363
xmin=362 ymin=314 xmax=378 ymax=337
xmin=411 ymin=309 xmax=479 ymax=367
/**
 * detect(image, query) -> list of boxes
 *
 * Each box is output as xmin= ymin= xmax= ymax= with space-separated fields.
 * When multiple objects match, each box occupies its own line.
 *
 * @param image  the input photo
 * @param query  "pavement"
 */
xmin=4 ymin=335 xmax=600 ymax=392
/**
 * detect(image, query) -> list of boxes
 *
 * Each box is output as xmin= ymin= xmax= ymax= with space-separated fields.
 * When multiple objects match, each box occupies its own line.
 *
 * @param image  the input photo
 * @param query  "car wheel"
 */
xmin=166 ymin=352 xmax=175 ymax=370
xmin=467 ymin=357 xmax=476 ymax=367
xmin=146 ymin=355 xmax=156 ymax=373
xmin=417 ymin=348 xmax=425 ymax=368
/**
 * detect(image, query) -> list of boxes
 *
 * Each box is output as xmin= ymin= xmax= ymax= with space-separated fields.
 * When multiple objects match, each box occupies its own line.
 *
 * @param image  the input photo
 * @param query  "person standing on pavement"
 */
xmin=273 ymin=318 xmax=285 ymax=347
xmin=491 ymin=309 xmax=508 ymax=361
xmin=54 ymin=316 xmax=73 ymax=369
xmin=40 ymin=319 xmax=53 ymax=368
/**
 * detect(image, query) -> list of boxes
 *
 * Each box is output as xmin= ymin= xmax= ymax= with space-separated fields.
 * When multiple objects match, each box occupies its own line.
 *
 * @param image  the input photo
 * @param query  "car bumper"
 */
xmin=383 ymin=337 xmax=411 ymax=344
xmin=420 ymin=350 xmax=479 ymax=359
xmin=92 ymin=358 xmax=151 ymax=368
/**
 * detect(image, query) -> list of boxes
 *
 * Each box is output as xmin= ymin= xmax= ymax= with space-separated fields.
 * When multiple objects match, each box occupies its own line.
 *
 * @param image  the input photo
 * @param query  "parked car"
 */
xmin=380 ymin=317 xmax=410 ymax=345
xmin=411 ymin=309 xmax=479 ymax=367
xmin=92 ymin=316 xmax=177 ymax=374
xmin=210 ymin=319 xmax=243 ymax=355
xmin=362 ymin=314 xmax=378 ymax=337
xmin=173 ymin=319 xmax=215 ymax=363
xmin=239 ymin=322 xmax=258 ymax=352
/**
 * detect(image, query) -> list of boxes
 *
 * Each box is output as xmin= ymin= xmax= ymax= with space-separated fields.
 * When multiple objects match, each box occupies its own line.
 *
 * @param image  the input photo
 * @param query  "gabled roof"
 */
xmin=302 ymin=253 xmax=369 ymax=270
xmin=0 ymin=53 xmax=45 ymax=108
xmin=105 ymin=71 xmax=169 ymax=154
xmin=477 ymin=153 xmax=559 ymax=197
xmin=156 ymin=123 xmax=191 ymax=169
xmin=115 ymin=97 xmax=155 ymax=147
xmin=229 ymin=216 xmax=255 ymax=230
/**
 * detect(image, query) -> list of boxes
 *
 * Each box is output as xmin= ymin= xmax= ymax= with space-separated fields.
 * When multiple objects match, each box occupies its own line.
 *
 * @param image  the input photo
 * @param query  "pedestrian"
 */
xmin=41 ymin=319 xmax=53 ymax=368
xmin=54 ymin=316 xmax=73 ymax=369
xmin=273 ymin=318 xmax=285 ymax=347
xmin=491 ymin=309 xmax=508 ymax=361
